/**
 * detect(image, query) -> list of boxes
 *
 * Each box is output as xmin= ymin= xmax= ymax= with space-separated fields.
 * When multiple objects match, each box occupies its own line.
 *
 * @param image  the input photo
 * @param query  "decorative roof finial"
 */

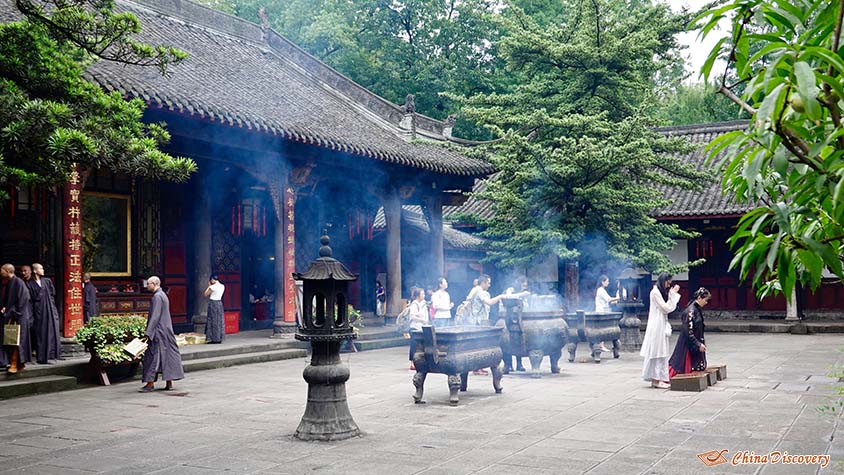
xmin=319 ymin=232 xmax=332 ymax=258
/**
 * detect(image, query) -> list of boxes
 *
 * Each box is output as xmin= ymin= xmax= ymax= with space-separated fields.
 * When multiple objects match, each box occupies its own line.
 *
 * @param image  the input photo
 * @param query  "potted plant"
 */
xmin=341 ymin=305 xmax=364 ymax=353
xmin=74 ymin=314 xmax=147 ymax=385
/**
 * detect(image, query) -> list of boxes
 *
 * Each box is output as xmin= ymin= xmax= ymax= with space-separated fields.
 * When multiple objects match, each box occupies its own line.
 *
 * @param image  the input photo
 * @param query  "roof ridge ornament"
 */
xmin=400 ymin=93 xmax=417 ymax=139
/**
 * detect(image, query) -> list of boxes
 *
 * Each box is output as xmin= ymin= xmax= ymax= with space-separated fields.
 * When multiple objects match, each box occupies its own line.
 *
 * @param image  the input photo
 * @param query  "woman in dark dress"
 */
xmin=669 ymin=287 xmax=711 ymax=378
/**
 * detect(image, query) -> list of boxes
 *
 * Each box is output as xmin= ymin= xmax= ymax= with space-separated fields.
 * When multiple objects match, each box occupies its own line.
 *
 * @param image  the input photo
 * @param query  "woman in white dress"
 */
xmin=594 ymin=275 xmax=618 ymax=353
xmin=640 ymin=272 xmax=680 ymax=388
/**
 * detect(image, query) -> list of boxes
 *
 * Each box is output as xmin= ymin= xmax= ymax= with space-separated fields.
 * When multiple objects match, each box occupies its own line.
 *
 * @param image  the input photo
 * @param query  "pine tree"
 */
xmin=454 ymin=1 xmax=707 ymax=272
xmin=0 ymin=0 xmax=197 ymax=194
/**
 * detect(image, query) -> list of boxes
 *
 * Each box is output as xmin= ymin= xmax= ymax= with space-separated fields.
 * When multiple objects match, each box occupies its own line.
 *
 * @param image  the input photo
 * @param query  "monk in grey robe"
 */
xmin=30 ymin=264 xmax=62 ymax=364
xmin=83 ymin=273 xmax=97 ymax=324
xmin=1 ymin=264 xmax=33 ymax=372
xmin=141 ymin=276 xmax=184 ymax=392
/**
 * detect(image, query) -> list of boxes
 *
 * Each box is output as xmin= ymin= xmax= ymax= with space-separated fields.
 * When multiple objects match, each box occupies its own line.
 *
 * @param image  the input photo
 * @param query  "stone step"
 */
xmin=361 ymin=318 xmax=385 ymax=327
xmin=354 ymin=337 xmax=407 ymax=352
xmin=639 ymin=320 xmax=844 ymax=334
xmin=356 ymin=327 xmax=401 ymax=341
xmin=0 ymin=344 xmax=309 ymax=399
xmin=0 ymin=375 xmax=78 ymax=399
xmin=670 ymin=373 xmax=709 ymax=392
xmin=0 ymin=359 xmax=89 ymax=382
xmin=60 ymin=342 xmax=88 ymax=358
xmin=179 ymin=340 xmax=307 ymax=361
xmin=182 ymin=348 xmax=308 ymax=373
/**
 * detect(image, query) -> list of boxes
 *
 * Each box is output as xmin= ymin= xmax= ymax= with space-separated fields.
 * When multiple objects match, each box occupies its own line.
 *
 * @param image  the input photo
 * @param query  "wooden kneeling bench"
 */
xmin=708 ymin=364 xmax=727 ymax=381
xmin=670 ymin=373 xmax=709 ymax=392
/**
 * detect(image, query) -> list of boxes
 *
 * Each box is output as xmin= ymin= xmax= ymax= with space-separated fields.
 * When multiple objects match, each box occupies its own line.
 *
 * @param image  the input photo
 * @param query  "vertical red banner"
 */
xmin=283 ymin=187 xmax=296 ymax=323
xmin=63 ymin=166 xmax=84 ymax=337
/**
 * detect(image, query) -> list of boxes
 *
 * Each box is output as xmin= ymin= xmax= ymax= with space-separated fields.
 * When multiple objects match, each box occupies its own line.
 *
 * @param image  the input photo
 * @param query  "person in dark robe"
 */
xmin=140 ymin=276 xmax=184 ymax=392
xmin=669 ymin=287 xmax=711 ymax=378
xmin=30 ymin=264 xmax=62 ymax=364
xmin=83 ymin=273 xmax=97 ymax=324
xmin=21 ymin=264 xmax=38 ymax=358
xmin=1 ymin=263 xmax=33 ymax=372
xmin=203 ymin=275 xmax=225 ymax=344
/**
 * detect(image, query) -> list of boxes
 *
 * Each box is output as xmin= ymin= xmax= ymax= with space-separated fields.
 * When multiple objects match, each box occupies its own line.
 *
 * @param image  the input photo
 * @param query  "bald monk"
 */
xmin=140 ymin=276 xmax=184 ymax=392
xmin=1 ymin=264 xmax=33 ymax=372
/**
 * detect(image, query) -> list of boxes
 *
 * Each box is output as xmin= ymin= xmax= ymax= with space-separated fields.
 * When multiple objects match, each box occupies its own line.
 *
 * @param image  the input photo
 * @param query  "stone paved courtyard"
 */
xmin=0 ymin=333 xmax=843 ymax=475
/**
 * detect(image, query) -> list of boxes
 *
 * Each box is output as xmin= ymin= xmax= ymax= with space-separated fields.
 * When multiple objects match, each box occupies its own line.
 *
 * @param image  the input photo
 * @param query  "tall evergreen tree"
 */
xmin=454 ymin=1 xmax=707 ymax=272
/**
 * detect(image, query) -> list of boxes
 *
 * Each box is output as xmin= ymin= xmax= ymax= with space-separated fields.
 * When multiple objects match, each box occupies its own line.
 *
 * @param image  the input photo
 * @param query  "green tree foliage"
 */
xmin=454 ymin=2 xmax=707 ymax=271
xmin=0 ymin=0 xmax=197 ymax=194
xmin=213 ymin=0 xmax=507 ymax=137
xmin=696 ymin=0 xmax=844 ymax=300
xmin=650 ymin=82 xmax=749 ymax=126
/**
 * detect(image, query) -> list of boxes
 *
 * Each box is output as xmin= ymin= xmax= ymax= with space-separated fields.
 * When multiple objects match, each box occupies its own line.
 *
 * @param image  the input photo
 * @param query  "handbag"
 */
xmin=3 ymin=323 xmax=20 ymax=346
xmin=396 ymin=305 xmax=411 ymax=333
xmin=664 ymin=321 xmax=672 ymax=337
xmin=123 ymin=337 xmax=149 ymax=358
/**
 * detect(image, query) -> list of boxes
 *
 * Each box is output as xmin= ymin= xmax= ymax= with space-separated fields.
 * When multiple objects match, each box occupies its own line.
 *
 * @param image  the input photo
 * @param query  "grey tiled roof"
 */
xmin=655 ymin=121 xmax=754 ymax=218
xmin=444 ymin=121 xmax=755 ymax=222
xmin=0 ymin=0 xmax=493 ymax=176
xmin=373 ymin=206 xmax=486 ymax=250
xmin=443 ymin=178 xmax=495 ymax=221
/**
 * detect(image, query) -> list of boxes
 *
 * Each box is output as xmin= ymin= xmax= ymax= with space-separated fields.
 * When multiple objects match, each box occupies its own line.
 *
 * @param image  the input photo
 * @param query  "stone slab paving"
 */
xmin=0 ymin=333 xmax=842 ymax=474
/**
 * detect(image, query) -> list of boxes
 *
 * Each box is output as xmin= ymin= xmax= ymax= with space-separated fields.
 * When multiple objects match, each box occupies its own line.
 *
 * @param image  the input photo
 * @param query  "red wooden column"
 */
xmin=63 ymin=166 xmax=84 ymax=337
xmin=283 ymin=187 xmax=297 ymax=324
xmin=273 ymin=185 xmax=298 ymax=336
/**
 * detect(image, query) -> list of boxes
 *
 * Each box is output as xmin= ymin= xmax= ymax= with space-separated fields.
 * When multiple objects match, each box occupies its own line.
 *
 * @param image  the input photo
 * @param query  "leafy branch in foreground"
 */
xmin=696 ymin=0 xmax=844 ymax=300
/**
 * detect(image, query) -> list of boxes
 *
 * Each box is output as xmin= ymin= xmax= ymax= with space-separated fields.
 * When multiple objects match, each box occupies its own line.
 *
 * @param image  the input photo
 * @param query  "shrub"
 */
xmin=75 ymin=314 xmax=147 ymax=364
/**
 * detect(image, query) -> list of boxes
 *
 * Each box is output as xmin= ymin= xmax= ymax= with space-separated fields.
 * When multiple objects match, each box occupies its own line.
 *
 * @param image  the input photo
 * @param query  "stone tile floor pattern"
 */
xmin=1 ymin=333 xmax=843 ymax=474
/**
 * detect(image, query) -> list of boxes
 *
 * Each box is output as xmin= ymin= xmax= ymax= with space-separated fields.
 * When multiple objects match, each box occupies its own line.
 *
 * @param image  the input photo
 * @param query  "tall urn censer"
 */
xmin=292 ymin=234 xmax=360 ymax=441
xmin=614 ymin=269 xmax=648 ymax=352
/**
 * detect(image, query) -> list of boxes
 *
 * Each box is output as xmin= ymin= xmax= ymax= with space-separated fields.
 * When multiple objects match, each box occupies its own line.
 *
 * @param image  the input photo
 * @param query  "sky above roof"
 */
xmin=665 ymin=0 xmax=729 ymax=83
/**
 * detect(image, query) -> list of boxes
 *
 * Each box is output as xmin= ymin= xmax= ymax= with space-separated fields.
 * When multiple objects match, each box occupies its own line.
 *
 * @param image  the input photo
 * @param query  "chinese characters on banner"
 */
xmin=63 ymin=167 xmax=84 ymax=337
xmin=283 ymin=187 xmax=296 ymax=323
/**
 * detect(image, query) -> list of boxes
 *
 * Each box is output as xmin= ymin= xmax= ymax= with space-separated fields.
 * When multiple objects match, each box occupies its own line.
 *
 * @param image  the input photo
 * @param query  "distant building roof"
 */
xmin=655 ymin=121 xmax=754 ymax=218
xmin=444 ymin=121 xmax=756 ymax=224
xmin=373 ymin=206 xmax=486 ymax=250
xmin=0 ymin=0 xmax=494 ymax=176
xmin=443 ymin=178 xmax=495 ymax=222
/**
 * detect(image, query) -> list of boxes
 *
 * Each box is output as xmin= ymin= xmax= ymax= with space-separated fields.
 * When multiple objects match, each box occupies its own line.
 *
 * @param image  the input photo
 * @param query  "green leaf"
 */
xmin=755 ymin=82 xmax=786 ymax=127
xmin=701 ymin=37 xmax=727 ymax=81
xmin=794 ymin=61 xmax=821 ymax=120
xmin=802 ymin=47 xmax=844 ymax=76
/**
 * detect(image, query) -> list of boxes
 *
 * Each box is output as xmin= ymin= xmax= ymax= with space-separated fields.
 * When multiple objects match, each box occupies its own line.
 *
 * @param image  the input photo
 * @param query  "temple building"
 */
xmin=438 ymin=121 xmax=844 ymax=317
xmin=0 ymin=0 xmax=493 ymax=336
